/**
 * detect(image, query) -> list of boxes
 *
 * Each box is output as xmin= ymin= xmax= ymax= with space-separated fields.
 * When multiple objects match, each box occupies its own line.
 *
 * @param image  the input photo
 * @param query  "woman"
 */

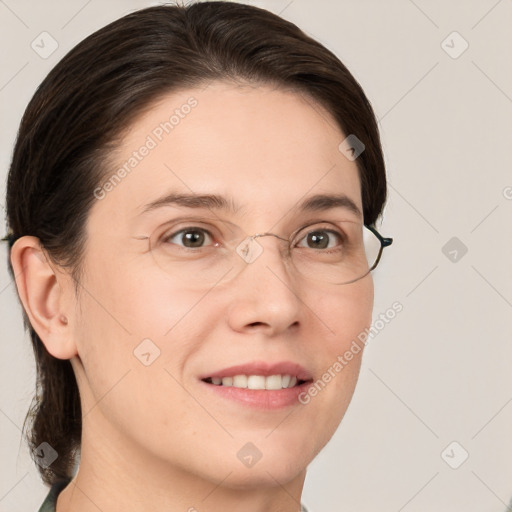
xmin=2 ymin=2 xmax=392 ymax=511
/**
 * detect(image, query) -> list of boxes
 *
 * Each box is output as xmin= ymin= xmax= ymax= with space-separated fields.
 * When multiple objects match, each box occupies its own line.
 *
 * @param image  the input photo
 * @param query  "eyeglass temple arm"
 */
xmin=364 ymin=224 xmax=393 ymax=247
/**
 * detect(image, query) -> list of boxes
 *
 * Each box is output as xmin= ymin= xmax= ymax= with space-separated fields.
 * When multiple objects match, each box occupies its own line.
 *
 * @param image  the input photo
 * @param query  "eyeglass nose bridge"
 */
xmin=235 ymin=232 xmax=291 ymax=265
xmin=251 ymin=232 xmax=288 ymax=242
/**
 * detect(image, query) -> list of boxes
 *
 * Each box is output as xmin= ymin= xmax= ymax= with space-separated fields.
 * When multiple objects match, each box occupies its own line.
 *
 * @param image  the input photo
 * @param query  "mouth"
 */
xmin=199 ymin=361 xmax=314 ymax=409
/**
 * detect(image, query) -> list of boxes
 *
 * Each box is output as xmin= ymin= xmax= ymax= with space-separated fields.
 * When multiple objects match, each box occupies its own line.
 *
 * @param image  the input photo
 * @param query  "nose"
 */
xmin=225 ymin=234 xmax=302 ymax=336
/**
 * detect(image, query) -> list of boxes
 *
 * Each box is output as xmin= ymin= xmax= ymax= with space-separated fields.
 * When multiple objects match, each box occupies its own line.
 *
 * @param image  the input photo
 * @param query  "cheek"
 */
xmin=299 ymin=278 xmax=373 ymax=431
xmin=71 ymin=273 xmax=207 ymax=457
xmin=72 ymin=267 xmax=217 ymax=414
xmin=80 ymin=260 xmax=204 ymax=343
xmin=313 ymin=276 xmax=374 ymax=352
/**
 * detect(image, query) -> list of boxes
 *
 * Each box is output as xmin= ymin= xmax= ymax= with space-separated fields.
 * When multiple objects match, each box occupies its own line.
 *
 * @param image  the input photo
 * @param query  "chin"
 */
xmin=179 ymin=433 xmax=316 ymax=490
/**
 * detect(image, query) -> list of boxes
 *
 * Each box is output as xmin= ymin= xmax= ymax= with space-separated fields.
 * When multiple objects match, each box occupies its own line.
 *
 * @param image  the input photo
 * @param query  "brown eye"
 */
xmin=296 ymin=229 xmax=343 ymax=250
xmin=164 ymin=228 xmax=214 ymax=248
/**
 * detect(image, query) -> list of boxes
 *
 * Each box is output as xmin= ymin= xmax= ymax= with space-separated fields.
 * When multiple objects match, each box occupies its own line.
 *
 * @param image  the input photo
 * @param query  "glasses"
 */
xmin=147 ymin=217 xmax=393 ymax=289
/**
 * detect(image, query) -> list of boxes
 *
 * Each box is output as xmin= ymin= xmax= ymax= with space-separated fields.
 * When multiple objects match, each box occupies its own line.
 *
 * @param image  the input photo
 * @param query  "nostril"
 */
xmin=248 ymin=322 xmax=266 ymax=328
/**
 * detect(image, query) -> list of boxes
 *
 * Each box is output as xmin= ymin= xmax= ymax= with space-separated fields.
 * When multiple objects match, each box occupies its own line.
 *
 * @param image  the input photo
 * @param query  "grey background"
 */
xmin=1 ymin=1 xmax=511 ymax=511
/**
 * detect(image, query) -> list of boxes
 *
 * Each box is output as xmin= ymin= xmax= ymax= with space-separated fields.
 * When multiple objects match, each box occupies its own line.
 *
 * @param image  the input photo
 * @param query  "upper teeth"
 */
xmin=210 ymin=374 xmax=299 ymax=390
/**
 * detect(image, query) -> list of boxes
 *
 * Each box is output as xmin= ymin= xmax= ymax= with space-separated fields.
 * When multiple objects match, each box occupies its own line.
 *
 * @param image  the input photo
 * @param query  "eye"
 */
xmin=295 ymin=228 xmax=344 ymax=250
xmin=163 ymin=227 xmax=215 ymax=249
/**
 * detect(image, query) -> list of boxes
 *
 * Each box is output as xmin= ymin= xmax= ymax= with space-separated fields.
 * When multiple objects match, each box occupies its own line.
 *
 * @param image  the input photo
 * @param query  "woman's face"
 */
xmin=68 ymin=80 xmax=374 ymax=488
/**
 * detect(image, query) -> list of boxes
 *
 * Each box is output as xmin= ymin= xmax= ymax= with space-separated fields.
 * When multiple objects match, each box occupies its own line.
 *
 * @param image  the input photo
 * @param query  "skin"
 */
xmin=11 ymin=80 xmax=374 ymax=512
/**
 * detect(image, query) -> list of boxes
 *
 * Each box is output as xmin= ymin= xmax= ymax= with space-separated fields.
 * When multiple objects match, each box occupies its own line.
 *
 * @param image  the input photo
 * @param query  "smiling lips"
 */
xmin=200 ymin=361 xmax=314 ymax=409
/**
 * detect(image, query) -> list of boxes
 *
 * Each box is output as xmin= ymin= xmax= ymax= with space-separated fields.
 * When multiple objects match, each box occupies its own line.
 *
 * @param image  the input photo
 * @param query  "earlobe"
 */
xmin=9 ymin=235 xmax=78 ymax=360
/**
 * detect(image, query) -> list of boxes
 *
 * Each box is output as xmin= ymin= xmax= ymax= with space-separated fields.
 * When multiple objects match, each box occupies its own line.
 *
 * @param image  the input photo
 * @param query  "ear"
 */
xmin=10 ymin=235 xmax=78 ymax=360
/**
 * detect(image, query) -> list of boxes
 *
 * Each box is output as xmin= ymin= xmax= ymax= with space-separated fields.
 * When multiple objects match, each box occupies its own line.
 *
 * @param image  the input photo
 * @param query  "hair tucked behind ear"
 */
xmin=3 ymin=0 xmax=388 ymax=486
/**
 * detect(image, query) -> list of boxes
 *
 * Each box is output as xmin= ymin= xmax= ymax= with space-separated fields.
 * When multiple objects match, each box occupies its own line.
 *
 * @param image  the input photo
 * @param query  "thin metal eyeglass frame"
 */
xmin=237 ymin=223 xmax=393 ymax=285
xmin=149 ymin=223 xmax=393 ymax=286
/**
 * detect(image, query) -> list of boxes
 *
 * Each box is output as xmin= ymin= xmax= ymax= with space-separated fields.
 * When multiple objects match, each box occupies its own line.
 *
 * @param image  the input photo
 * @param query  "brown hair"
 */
xmin=2 ymin=1 xmax=388 ymax=486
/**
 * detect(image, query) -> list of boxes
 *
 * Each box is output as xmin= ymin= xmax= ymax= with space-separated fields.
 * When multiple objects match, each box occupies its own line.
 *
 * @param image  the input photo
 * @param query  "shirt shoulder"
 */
xmin=37 ymin=479 xmax=72 ymax=512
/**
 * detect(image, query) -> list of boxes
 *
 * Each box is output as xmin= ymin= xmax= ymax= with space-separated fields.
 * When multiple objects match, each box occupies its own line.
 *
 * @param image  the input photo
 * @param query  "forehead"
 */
xmin=91 ymin=80 xmax=362 ymax=229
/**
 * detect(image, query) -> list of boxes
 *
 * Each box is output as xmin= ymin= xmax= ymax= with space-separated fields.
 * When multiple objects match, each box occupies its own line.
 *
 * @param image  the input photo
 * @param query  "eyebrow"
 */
xmin=140 ymin=191 xmax=363 ymax=220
